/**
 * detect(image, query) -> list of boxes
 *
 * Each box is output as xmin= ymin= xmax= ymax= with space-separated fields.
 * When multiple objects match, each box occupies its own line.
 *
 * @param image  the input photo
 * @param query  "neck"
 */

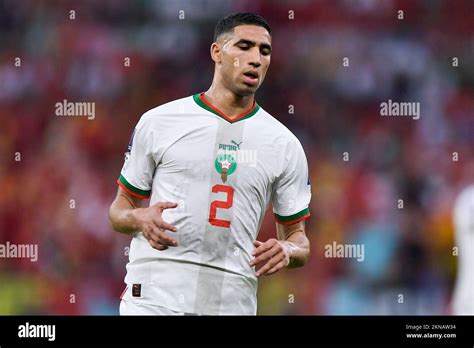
xmin=204 ymin=82 xmax=255 ymax=119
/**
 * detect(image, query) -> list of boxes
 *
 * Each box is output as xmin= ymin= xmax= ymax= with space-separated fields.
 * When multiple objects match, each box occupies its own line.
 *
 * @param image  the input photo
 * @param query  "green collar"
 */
xmin=193 ymin=93 xmax=260 ymax=123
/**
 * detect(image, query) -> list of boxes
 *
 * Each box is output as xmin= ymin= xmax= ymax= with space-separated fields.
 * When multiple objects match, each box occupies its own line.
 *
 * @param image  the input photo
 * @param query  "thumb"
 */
xmin=154 ymin=201 xmax=178 ymax=211
xmin=253 ymin=240 xmax=263 ymax=247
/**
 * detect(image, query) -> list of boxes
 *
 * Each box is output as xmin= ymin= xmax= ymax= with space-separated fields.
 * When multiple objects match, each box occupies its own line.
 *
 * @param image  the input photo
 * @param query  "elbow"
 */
xmin=302 ymin=241 xmax=310 ymax=266
xmin=303 ymin=241 xmax=310 ymax=264
xmin=301 ymin=247 xmax=310 ymax=266
xmin=291 ymin=241 xmax=310 ymax=268
xmin=293 ymin=251 xmax=310 ymax=268
xmin=287 ymin=250 xmax=310 ymax=269
xmin=108 ymin=204 xmax=119 ymax=232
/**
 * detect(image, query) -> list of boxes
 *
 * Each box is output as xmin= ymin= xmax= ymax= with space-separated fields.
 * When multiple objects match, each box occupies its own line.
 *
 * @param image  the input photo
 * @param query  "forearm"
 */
xmin=284 ymin=231 xmax=310 ymax=268
xmin=108 ymin=192 xmax=142 ymax=235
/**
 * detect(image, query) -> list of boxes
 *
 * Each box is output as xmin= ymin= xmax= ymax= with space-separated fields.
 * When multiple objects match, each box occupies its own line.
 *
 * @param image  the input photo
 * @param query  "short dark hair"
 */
xmin=214 ymin=13 xmax=272 ymax=41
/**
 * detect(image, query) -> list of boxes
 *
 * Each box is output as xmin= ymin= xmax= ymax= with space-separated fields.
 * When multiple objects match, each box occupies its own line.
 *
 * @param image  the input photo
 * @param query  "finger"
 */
xmin=144 ymin=226 xmax=161 ymax=244
xmin=250 ymin=243 xmax=276 ymax=264
xmin=250 ymin=240 xmax=263 ymax=257
xmin=255 ymin=253 xmax=285 ymax=277
xmin=148 ymin=239 xmax=168 ymax=251
xmin=250 ymin=244 xmax=279 ymax=266
xmin=150 ymin=225 xmax=178 ymax=246
xmin=155 ymin=231 xmax=178 ymax=247
xmin=142 ymin=227 xmax=156 ymax=243
xmin=263 ymin=260 xmax=287 ymax=276
xmin=251 ymin=240 xmax=274 ymax=257
xmin=143 ymin=231 xmax=168 ymax=250
xmin=157 ymin=235 xmax=177 ymax=247
xmin=154 ymin=219 xmax=177 ymax=233
xmin=155 ymin=202 xmax=178 ymax=211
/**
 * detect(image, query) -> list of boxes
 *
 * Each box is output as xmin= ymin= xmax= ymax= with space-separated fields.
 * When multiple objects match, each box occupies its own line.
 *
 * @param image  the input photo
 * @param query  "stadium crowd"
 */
xmin=0 ymin=0 xmax=473 ymax=314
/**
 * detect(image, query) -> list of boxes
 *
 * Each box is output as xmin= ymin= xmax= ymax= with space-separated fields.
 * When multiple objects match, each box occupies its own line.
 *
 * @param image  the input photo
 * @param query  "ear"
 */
xmin=210 ymin=42 xmax=221 ymax=64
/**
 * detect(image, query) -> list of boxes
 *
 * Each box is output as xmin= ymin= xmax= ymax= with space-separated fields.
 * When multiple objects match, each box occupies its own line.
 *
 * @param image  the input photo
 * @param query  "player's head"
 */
xmin=211 ymin=13 xmax=272 ymax=97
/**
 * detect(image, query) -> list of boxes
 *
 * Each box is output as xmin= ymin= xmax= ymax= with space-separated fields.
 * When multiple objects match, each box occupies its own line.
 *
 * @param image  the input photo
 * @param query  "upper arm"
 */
xmin=116 ymin=115 xmax=156 ymax=200
xmin=272 ymin=138 xmax=311 ymax=225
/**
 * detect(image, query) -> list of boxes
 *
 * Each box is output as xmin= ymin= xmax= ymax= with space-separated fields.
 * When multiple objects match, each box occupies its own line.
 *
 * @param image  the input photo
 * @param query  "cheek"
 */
xmin=222 ymin=47 xmax=242 ymax=63
xmin=260 ymin=60 xmax=271 ymax=77
xmin=263 ymin=56 xmax=271 ymax=68
xmin=222 ymin=53 xmax=242 ymax=73
xmin=232 ymin=52 xmax=246 ymax=69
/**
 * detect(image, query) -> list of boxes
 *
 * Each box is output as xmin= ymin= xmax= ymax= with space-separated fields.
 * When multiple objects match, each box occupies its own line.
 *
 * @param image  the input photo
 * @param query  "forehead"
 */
xmin=230 ymin=25 xmax=271 ymax=44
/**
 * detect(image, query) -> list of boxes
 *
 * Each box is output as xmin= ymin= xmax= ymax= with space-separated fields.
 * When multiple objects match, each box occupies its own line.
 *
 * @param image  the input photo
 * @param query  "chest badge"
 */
xmin=215 ymin=154 xmax=237 ymax=183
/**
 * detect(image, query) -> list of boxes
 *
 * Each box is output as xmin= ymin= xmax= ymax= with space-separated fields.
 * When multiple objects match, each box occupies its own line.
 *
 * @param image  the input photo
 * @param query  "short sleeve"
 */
xmin=272 ymin=139 xmax=311 ymax=225
xmin=117 ymin=116 xmax=156 ymax=199
xmin=454 ymin=185 xmax=474 ymax=232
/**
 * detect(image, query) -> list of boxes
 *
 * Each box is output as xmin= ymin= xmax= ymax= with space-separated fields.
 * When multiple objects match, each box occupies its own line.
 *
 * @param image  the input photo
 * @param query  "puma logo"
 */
xmin=231 ymin=140 xmax=243 ymax=149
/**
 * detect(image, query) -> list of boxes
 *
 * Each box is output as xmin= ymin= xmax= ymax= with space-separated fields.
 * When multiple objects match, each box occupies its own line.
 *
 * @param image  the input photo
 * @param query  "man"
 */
xmin=109 ymin=12 xmax=311 ymax=315
xmin=451 ymin=184 xmax=474 ymax=315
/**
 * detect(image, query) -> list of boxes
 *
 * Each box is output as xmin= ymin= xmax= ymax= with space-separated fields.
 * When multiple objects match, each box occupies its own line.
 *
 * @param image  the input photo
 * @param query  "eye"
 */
xmin=261 ymin=48 xmax=271 ymax=56
xmin=238 ymin=44 xmax=250 ymax=50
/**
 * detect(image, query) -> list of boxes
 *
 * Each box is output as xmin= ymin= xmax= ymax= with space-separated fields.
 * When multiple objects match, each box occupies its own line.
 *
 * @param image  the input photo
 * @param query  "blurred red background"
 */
xmin=0 ymin=0 xmax=473 ymax=315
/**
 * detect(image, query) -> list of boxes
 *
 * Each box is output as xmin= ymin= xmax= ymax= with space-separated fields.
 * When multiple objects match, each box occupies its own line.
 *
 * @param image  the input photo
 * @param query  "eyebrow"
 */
xmin=235 ymin=39 xmax=272 ymax=52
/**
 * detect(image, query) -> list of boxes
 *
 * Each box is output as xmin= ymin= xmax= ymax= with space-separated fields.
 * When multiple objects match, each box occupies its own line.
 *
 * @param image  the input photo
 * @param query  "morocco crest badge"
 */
xmin=215 ymin=154 xmax=237 ymax=183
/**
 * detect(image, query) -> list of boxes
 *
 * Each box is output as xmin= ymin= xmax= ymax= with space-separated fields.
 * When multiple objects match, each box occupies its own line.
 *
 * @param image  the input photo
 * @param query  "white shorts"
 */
xmin=120 ymin=300 xmax=197 ymax=316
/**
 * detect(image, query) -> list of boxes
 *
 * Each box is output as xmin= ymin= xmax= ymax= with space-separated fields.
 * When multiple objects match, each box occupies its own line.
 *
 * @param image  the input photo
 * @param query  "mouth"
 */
xmin=242 ymin=70 xmax=259 ymax=86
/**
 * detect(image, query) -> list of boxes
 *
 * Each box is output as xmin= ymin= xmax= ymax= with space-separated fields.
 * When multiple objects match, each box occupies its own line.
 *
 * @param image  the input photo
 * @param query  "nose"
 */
xmin=249 ymin=47 xmax=261 ymax=68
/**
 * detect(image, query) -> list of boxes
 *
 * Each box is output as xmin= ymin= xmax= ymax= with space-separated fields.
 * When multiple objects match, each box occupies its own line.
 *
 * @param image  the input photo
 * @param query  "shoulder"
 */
xmin=139 ymin=95 xmax=196 ymax=125
xmin=255 ymin=106 xmax=304 ymax=148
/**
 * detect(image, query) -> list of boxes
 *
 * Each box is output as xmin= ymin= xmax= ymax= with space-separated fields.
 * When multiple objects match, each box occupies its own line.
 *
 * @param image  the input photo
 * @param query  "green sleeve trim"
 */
xmin=118 ymin=175 xmax=151 ymax=198
xmin=274 ymin=207 xmax=310 ymax=223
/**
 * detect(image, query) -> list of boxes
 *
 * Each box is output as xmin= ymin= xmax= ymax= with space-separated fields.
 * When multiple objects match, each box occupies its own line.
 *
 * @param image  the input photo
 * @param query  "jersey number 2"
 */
xmin=209 ymin=184 xmax=234 ymax=228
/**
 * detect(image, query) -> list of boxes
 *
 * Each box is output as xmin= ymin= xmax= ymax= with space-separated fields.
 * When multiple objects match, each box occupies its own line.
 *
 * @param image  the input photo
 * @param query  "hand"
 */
xmin=249 ymin=239 xmax=291 ymax=277
xmin=131 ymin=201 xmax=178 ymax=251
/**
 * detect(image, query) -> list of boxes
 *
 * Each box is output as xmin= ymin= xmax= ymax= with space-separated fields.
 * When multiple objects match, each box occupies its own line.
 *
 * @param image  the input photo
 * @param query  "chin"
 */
xmin=235 ymin=85 xmax=258 ymax=97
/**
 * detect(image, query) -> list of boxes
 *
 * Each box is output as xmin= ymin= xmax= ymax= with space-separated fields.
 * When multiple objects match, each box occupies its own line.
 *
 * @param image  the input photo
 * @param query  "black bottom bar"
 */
xmin=0 ymin=315 xmax=473 ymax=346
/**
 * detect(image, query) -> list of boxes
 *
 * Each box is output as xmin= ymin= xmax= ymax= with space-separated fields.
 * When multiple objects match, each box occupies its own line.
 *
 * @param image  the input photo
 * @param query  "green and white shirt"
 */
xmin=117 ymin=93 xmax=311 ymax=315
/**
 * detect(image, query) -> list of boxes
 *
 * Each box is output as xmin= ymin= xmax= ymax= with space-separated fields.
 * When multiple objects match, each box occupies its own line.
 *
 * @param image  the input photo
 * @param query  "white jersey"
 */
xmin=452 ymin=185 xmax=474 ymax=315
xmin=117 ymin=93 xmax=311 ymax=315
